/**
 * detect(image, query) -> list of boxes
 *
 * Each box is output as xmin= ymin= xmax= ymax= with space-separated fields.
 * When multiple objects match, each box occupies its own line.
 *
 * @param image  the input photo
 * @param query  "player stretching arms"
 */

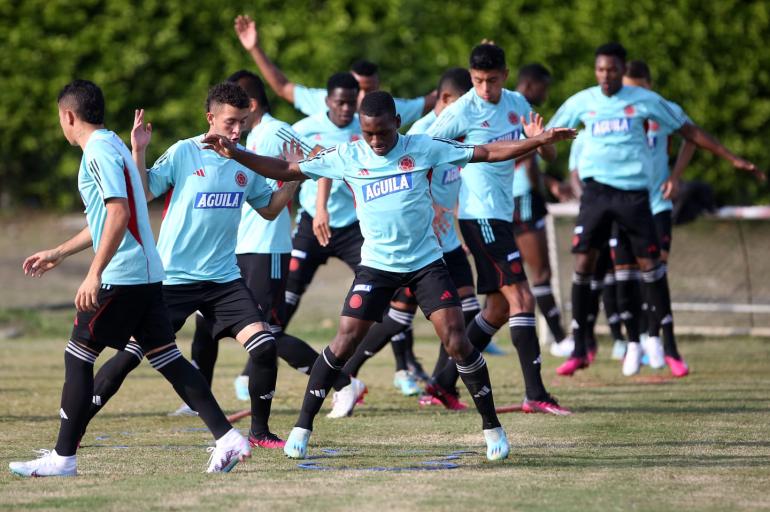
xmin=10 ymin=80 xmax=249 ymax=477
xmin=233 ymin=14 xmax=434 ymax=124
xmin=81 ymin=83 xmax=297 ymax=447
xmin=426 ymin=44 xmax=570 ymax=415
xmin=549 ymin=43 xmax=760 ymax=377
xmin=203 ymin=91 xmax=576 ymax=461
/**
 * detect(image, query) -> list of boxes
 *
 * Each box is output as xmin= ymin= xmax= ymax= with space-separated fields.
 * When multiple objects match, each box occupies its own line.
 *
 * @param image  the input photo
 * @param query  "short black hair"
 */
xmin=595 ymin=42 xmax=627 ymax=63
xmin=57 ymin=79 xmax=105 ymax=124
xmin=469 ymin=44 xmax=506 ymax=71
xmin=227 ymin=70 xmax=270 ymax=112
xmin=359 ymin=91 xmax=396 ymax=118
xmin=625 ymin=60 xmax=652 ymax=82
xmin=350 ymin=60 xmax=378 ymax=77
xmin=205 ymin=82 xmax=250 ymax=112
xmin=327 ymin=72 xmax=360 ymax=95
xmin=517 ymin=63 xmax=551 ymax=84
xmin=437 ymin=68 xmax=472 ymax=96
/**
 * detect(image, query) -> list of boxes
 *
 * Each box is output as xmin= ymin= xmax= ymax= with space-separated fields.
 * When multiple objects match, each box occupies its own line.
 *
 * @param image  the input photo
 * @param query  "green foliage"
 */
xmin=1 ymin=0 xmax=768 ymax=208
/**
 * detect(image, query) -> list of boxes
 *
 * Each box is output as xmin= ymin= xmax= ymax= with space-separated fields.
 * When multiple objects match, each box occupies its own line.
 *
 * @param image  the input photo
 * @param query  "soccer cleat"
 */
xmin=326 ymin=377 xmax=366 ymax=418
xmin=249 ymin=431 xmax=286 ymax=449
xmin=169 ymin=403 xmax=198 ymax=416
xmin=623 ymin=342 xmax=642 ymax=376
xmin=611 ymin=340 xmax=628 ymax=360
xmin=234 ymin=375 xmax=250 ymax=401
xmin=283 ymin=427 xmax=311 ymax=459
xmin=522 ymin=395 xmax=572 ymax=416
xmin=407 ymin=360 xmax=431 ymax=383
xmin=355 ymin=384 xmax=368 ymax=405
xmin=393 ymin=370 xmax=421 ymax=396
xmin=549 ymin=336 xmax=574 ymax=358
xmin=556 ymin=356 xmax=589 ymax=376
xmin=587 ymin=346 xmax=598 ymax=364
xmin=9 ymin=449 xmax=77 ymax=477
xmin=206 ymin=429 xmax=250 ymax=473
xmin=483 ymin=339 xmax=507 ymax=356
xmin=641 ymin=336 xmax=666 ymax=369
xmin=665 ymin=356 xmax=690 ymax=378
xmin=418 ymin=393 xmax=438 ymax=406
xmin=423 ymin=383 xmax=468 ymax=411
xmin=483 ymin=427 xmax=510 ymax=461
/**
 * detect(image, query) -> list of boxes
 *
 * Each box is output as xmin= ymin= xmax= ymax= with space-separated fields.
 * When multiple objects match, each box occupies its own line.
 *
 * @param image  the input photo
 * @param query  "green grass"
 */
xmin=1 ymin=321 xmax=769 ymax=512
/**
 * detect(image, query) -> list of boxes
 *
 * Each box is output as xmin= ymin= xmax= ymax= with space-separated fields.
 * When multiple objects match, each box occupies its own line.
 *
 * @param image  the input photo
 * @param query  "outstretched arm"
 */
xmin=203 ymin=134 xmax=306 ymax=182
xmin=257 ymin=181 xmax=302 ymax=220
xmin=235 ymin=15 xmax=295 ymax=103
xmin=678 ymin=122 xmax=765 ymax=181
xmin=22 ymin=226 xmax=93 ymax=278
xmin=472 ymin=113 xmax=576 ymax=163
xmin=662 ymin=139 xmax=696 ymax=200
xmin=131 ymin=109 xmax=155 ymax=201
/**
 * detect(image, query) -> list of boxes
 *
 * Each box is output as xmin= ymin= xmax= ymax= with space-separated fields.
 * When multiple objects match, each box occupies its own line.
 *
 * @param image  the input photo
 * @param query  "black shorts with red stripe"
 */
xmin=236 ymin=253 xmax=289 ymax=327
xmin=458 ymin=218 xmax=528 ymax=295
xmin=389 ymin=245 xmax=475 ymax=305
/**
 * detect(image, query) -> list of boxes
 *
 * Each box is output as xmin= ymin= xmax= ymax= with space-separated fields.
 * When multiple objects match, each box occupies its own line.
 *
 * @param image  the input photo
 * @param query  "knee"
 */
xmin=505 ymin=285 xmax=535 ymax=314
xmin=483 ymin=296 xmax=509 ymax=326
xmin=329 ymin=326 xmax=366 ymax=360
xmin=441 ymin=319 xmax=468 ymax=358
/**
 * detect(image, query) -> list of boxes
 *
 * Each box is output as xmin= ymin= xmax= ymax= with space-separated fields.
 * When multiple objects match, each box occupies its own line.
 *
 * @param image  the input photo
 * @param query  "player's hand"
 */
xmin=313 ymin=208 xmax=332 ymax=247
xmin=732 ymin=157 xmax=766 ymax=183
xmin=75 ymin=273 xmax=101 ymax=313
xmin=541 ymin=127 xmax=578 ymax=144
xmin=23 ymin=248 xmax=63 ymax=277
xmin=281 ymin=139 xmax=305 ymax=163
xmin=202 ymin=134 xmax=238 ymax=159
xmin=234 ymin=15 xmax=259 ymax=50
xmin=661 ymin=177 xmax=680 ymax=200
xmin=522 ymin=112 xmax=544 ymax=139
xmin=432 ymin=203 xmax=452 ymax=237
xmin=131 ymin=109 xmax=152 ymax=153
xmin=480 ymin=38 xmax=496 ymax=46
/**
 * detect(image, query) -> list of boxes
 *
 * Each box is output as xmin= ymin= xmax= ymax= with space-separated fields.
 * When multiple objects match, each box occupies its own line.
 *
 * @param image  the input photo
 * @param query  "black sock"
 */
xmin=297 ymin=346 xmax=345 ymax=430
xmin=55 ymin=342 xmax=101 ymax=456
xmin=283 ymin=289 xmax=302 ymax=328
xmin=586 ymin=279 xmax=603 ymax=350
xmin=435 ymin=313 xmax=498 ymax=391
xmin=86 ymin=344 xmax=143 ymax=432
xmin=190 ymin=314 xmax=217 ymax=386
xmin=147 ymin=345 xmax=231 ymax=439
xmin=244 ymin=331 xmax=278 ymax=436
xmin=276 ymin=331 xmax=319 ymax=375
xmin=616 ymin=269 xmax=642 ymax=342
xmin=642 ymin=264 xmax=681 ymax=359
xmin=509 ymin=313 xmax=548 ymax=401
xmin=571 ymin=272 xmax=592 ymax=358
xmin=602 ymin=273 xmax=624 ymax=340
xmin=434 ymin=298 xmax=481 ymax=379
xmin=341 ymin=307 xmax=413 ymax=377
xmin=456 ymin=349 xmax=500 ymax=430
xmin=531 ymin=282 xmax=566 ymax=342
xmin=390 ymin=330 xmax=409 ymax=372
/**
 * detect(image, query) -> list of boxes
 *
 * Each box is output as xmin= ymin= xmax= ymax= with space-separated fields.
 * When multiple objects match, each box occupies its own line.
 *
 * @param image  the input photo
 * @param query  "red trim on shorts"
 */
xmin=87 ymin=296 xmax=115 ymax=338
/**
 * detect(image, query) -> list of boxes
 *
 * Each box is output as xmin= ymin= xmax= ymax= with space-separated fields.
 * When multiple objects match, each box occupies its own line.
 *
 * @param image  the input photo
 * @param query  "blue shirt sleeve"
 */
xmin=428 ymin=137 xmax=475 ymax=168
xmin=426 ymin=101 xmax=468 ymax=140
xmin=293 ymin=85 xmax=328 ymax=116
xmin=298 ymin=146 xmax=347 ymax=181
xmin=147 ymin=143 xmax=180 ymax=197
xmin=85 ymin=141 xmax=128 ymax=201
xmin=568 ymin=131 xmax=585 ymax=171
xmin=646 ymin=97 xmax=689 ymax=132
xmin=395 ymin=97 xmax=426 ymax=125
xmin=546 ymin=95 xmax=582 ymax=130
xmin=245 ymin=171 xmax=274 ymax=210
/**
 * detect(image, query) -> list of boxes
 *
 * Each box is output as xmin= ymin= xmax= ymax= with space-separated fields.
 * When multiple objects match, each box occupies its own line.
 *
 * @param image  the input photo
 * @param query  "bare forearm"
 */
xmin=248 ymin=46 xmax=294 ymax=103
xmin=132 ymin=149 xmax=154 ymax=201
xmin=474 ymin=133 xmax=551 ymax=163
xmin=671 ymin=139 xmax=696 ymax=182
xmin=536 ymin=143 xmax=557 ymax=162
xmin=232 ymin=148 xmax=305 ymax=181
xmin=88 ymin=202 xmax=129 ymax=278
xmin=679 ymin=123 xmax=739 ymax=164
xmin=56 ymin=226 xmax=93 ymax=258
xmin=259 ymin=181 xmax=301 ymax=219
xmin=315 ymin=178 xmax=332 ymax=213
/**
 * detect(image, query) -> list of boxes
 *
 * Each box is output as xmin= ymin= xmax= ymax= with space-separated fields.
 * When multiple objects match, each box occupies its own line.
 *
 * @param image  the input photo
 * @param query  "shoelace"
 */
xmin=205 ymin=446 xmax=217 ymax=469
xmin=33 ymin=449 xmax=53 ymax=460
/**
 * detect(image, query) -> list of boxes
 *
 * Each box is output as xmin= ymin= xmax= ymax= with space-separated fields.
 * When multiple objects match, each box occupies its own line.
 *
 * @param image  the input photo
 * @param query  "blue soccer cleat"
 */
xmin=483 ymin=427 xmax=510 ymax=461
xmin=234 ymin=375 xmax=250 ymax=401
xmin=393 ymin=370 xmax=421 ymax=396
xmin=284 ymin=427 xmax=312 ymax=459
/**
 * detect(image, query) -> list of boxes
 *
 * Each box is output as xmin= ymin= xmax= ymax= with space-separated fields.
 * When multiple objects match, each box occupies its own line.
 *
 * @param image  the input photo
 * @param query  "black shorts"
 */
xmin=70 ymin=282 xmax=174 ymax=353
xmin=610 ymin=224 xmax=637 ymax=266
xmin=391 ymin=245 xmax=474 ymax=305
xmin=287 ymin=212 xmax=363 ymax=294
xmin=162 ymin=279 xmax=267 ymax=340
xmin=341 ymin=259 xmax=461 ymax=321
xmin=654 ymin=210 xmax=673 ymax=253
xmin=459 ymin=218 xmax=528 ymax=295
xmin=237 ymin=253 xmax=289 ymax=328
xmin=513 ymin=192 xmax=548 ymax=236
xmin=572 ymin=179 xmax=660 ymax=259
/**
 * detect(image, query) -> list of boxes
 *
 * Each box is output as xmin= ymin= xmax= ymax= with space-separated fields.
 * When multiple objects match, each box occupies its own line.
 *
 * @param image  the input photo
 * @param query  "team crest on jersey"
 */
xmin=508 ymin=112 xmax=519 ymax=125
xmin=442 ymin=166 xmax=461 ymax=184
xmin=398 ymin=155 xmax=415 ymax=172
xmin=591 ymin=118 xmax=631 ymax=137
xmin=193 ymin=192 xmax=244 ymax=209
xmin=350 ymin=134 xmax=361 ymax=142
xmin=624 ymin=105 xmax=636 ymax=116
xmin=235 ymin=171 xmax=248 ymax=187
xmin=363 ymin=174 xmax=413 ymax=202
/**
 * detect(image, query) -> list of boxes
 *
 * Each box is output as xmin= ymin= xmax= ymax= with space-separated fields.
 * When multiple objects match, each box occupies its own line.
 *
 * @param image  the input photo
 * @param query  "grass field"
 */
xmin=1 ymin=214 xmax=770 ymax=511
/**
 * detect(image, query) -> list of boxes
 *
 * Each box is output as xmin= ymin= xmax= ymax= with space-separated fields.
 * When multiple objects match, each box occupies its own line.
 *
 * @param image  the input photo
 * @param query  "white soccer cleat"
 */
xmin=169 ymin=403 xmax=198 ymax=417
xmin=326 ymin=377 xmax=366 ymax=418
xmin=206 ymin=429 xmax=251 ymax=473
xmin=9 ymin=449 xmax=77 ymax=477
xmin=233 ymin=375 xmax=250 ymax=401
xmin=483 ymin=427 xmax=510 ymax=461
xmin=393 ymin=370 xmax=421 ymax=396
xmin=549 ymin=336 xmax=575 ymax=358
xmin=283 ymin=427 xmax=312 ymax=459
xmin=641 ymin=335 xmax=666 ymax=369
xmin=622 ymin=342 xmax=642 ymax=376
xmin=611 ymin=340 xmax=628 ymax=360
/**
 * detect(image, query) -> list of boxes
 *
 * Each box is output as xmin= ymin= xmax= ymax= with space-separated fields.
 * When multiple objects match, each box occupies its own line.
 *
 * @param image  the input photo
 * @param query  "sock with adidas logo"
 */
xmin=509 ymin=313 xmax=548 ymax=402
xmin=531 ymin=281 xmax=566 ymax=342
xmin=243 ymin=331 xmax=278 ymax=437
xmin=297 ymin=346 xmax=346 ymax=430
xmin=55 ymin=342 xmax=101 ymax=456
xmin=456 ymin=349 xmax=500 ymax=430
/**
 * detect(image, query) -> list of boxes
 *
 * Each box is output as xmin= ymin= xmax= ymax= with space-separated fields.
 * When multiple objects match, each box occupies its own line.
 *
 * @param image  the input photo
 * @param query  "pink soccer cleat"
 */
xmin=665 ymin=356 xmax=690 ymax=378
xmin=556 ymin=356 xmax=589 ymax=376
xmin=424 ymin=383 xmax=468 ymax=411
xmin=249 ymin=432 xmax=286 ymax=449
xmin=522 ymin=395 xmax=572 ymax=416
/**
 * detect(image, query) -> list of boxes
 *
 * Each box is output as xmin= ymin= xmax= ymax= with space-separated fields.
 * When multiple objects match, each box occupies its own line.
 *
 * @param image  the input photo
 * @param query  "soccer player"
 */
xmin=548 ymin=43 xmax=761 ymax=377
xmin=233 ymin=14 xmax=434 ymax=124
xmin=426 ymin=44 xmax=570 ymax=415
xmin=622 ymin=59 xmax=765 ymax=375
xmin=9 ymin=80 xmax=250 ymax=477
xmin=81 ymin=82 xmax=297 ymax=447
xmin=202 ymin=91 xmax=576 ymax=461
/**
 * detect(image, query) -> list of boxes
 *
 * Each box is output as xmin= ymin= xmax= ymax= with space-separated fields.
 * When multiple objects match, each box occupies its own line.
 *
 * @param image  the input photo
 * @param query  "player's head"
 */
xmin=325 ymin=72 xmax=359 ymax=128
xmin=435 ymin=68 xmax=472 ymax=115
xmin=623 ymin=60 xmax=652 ymax=90
xmin=350 ymin=59 xmax=380 ymax=104
xmin=359 ymin=91 xmax=401 ymax=156
xmin=469 ymin=44 xmax=508 ymax=104
xmin=516 ymin=63 xmax=551 ymax=107
xmin=594 ymin=42 xmax=627 ymax=96
xmin=227 ymin=70 xmax=270 ymax=128
xmin=205 ymin=82 xmax=250 ymax=143
xmin=57 ymin=79 xmax=105 ymax=146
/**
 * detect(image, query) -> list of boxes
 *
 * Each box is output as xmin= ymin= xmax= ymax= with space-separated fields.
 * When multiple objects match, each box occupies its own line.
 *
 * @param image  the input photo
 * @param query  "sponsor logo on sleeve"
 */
xmin=193 ymin=192 xmax=244 ymax=209
xmin=363 ymin=174 xmax=413 ymax=202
